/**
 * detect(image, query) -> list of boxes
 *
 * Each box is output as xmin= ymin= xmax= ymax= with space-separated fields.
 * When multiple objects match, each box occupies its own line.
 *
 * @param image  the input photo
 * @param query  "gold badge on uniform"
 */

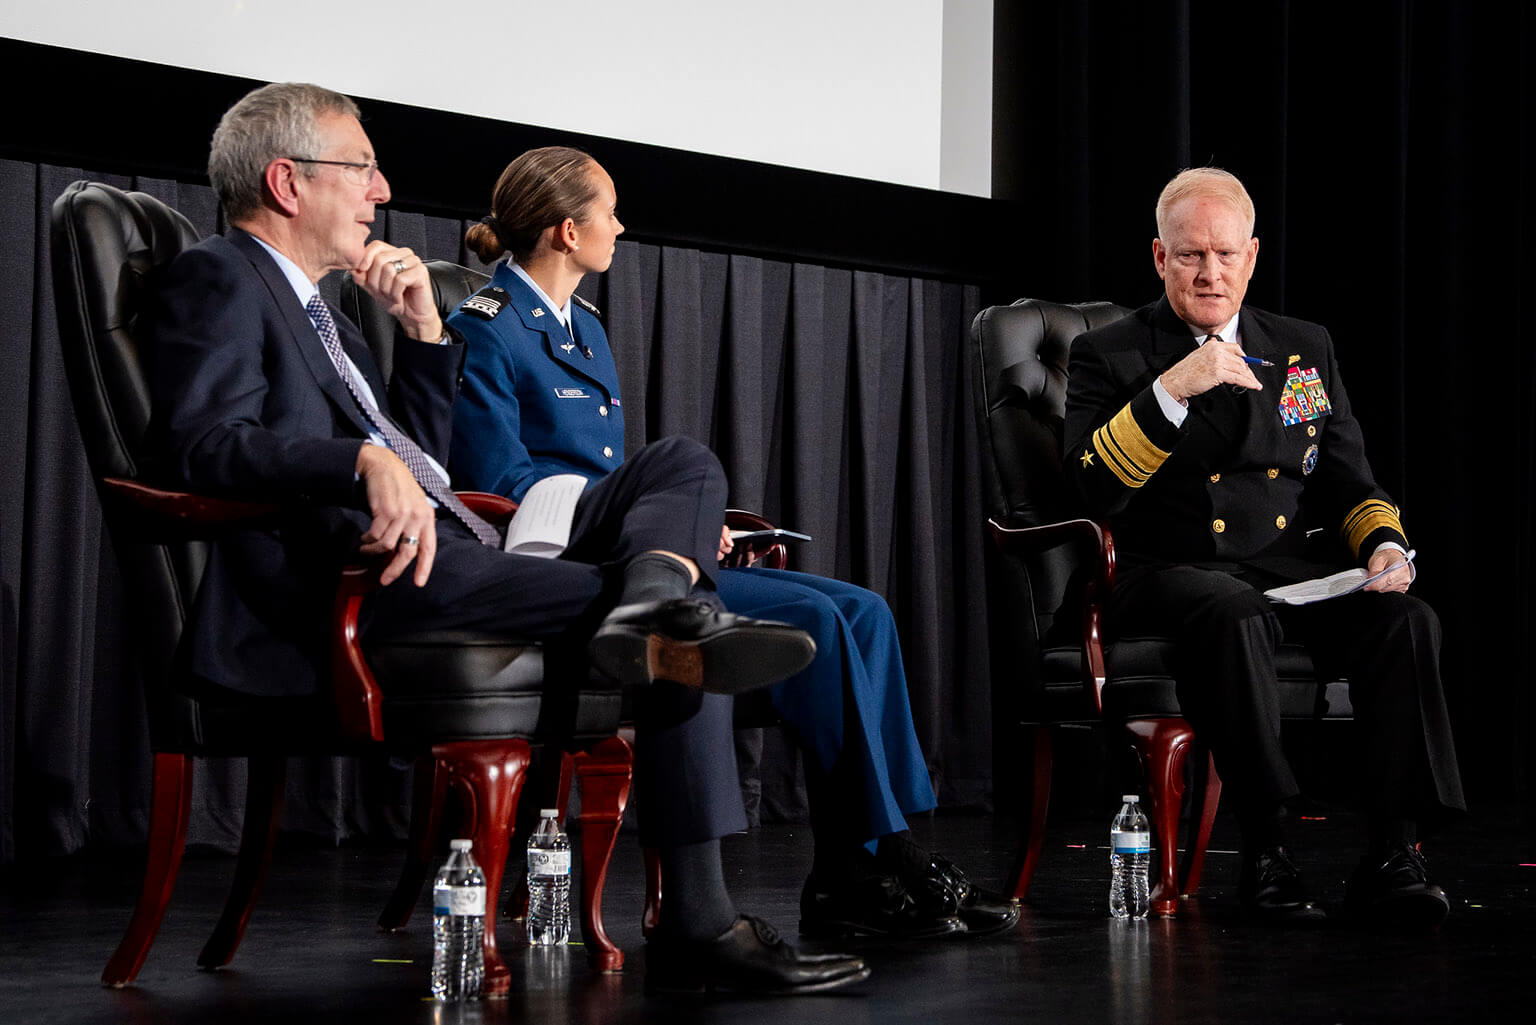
xmin=1288 ymin=354 xmax=1301 ymax=365
xmin=1302 ymin=443 xmax=1319 ymax=475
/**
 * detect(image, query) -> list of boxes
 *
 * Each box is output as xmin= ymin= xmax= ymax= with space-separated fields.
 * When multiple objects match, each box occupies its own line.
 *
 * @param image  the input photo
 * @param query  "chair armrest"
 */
xmin=987 ymin=516 xmax=1117 ymax=715
xmin=100 ymin=477 xmax=282 ymax=538
xmin=723 ymin=508 xmax=788 ymax=570
xmin=333 ymin=563 xmax=387 ymax=743
xmin=331 ymin=492 xmax=519 ymax=743
xmin=457 ymin=491 xmax=518 ymax=526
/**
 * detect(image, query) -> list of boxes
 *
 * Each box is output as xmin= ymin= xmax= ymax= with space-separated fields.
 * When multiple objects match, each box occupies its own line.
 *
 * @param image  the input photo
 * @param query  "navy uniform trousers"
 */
xmin=1108 ymin=563 xmax=1464 ymax=826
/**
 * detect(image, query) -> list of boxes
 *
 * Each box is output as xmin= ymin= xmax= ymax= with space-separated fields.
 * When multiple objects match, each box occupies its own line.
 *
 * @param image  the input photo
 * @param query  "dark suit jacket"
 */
xmin=1063 ymin=296 xmax=1408 ymax=578
xmin=146 ymin=230 xmax=464 ymax=696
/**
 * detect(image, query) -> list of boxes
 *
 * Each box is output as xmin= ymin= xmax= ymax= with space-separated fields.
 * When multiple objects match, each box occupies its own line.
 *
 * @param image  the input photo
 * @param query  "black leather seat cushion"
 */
xmin=1036 ymin=640 xmax=1353 ymax=724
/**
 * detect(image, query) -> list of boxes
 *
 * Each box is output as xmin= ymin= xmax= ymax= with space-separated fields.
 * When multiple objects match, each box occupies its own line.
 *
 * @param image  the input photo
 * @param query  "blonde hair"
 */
xmin=1155 ymin=167 xmax=1255 ymax=239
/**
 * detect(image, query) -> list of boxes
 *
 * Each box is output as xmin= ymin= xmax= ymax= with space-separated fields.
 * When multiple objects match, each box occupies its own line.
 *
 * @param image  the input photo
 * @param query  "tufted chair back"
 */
xmin=50 ymin=182 xmax=212 ymax=750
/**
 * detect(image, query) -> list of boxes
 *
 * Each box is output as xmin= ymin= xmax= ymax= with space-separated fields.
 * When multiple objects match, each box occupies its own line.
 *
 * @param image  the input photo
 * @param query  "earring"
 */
xmin=571 ymin=244 xmax=580 ymax=252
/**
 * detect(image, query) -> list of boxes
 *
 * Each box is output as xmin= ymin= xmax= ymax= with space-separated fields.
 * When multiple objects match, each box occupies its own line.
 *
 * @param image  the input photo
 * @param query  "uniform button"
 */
xmin=599 ymin=405 xmax=609 ymax=416
xmin=1267 ymin=468 xmax=1279 ymax=479
xmin=602 ymin=446 xmax=613 ymax=458
xmin=1212 ymin=518 xmax=1226 ymax=534
xmin=1209 ymin=473 xmax=1221 ymax=483
xmin=1275 ymin=515 xmax=1287 ymax=529
xmin=1307 ymin=425 xmax=1317 ymax=437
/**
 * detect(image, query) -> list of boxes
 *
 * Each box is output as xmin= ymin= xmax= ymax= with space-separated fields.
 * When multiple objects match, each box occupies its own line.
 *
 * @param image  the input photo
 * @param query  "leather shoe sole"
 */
xmin=590 ymin=599 xmax=816 ymax=694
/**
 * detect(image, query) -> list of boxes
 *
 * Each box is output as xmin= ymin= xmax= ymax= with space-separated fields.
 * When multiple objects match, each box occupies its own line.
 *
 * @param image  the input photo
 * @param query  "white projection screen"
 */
xmin=1 ymin=0 xmax=992 ymax=195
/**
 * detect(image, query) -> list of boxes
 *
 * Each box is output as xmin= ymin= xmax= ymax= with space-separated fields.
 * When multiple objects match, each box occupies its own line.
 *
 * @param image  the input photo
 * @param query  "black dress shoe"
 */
xmin=1239 ymin=845 xmax=1327 ymax=924
xmin=1344 ymin=841 xmax=1450 ymax=929
xmin=799 ymin=869 xmax=966 ymax=940
xmin=645 ymin=915 xmax=871 ymax=995
xmin=909 ymin=854 xmax=1021 ymax=937
xmin=589 ymin=599 xmax=816 ymax=694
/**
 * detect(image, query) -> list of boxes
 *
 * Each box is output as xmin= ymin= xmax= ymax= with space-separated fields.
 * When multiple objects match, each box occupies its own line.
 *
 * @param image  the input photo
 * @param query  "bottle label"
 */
xmin=528 ymin=848 xmax=571 ymax=876
xmin=434 ymin=882 xmax=485 ymax=916
xmin=1110 ymin=831 xmax=1151 ymax=853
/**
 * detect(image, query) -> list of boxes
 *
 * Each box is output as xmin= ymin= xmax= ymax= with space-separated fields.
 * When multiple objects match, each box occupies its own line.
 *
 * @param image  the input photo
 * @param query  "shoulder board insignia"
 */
xmin=459 ymin=286 xmax=510 ymax=321
xmin=572 ymin=293 xmax=603 ymax=321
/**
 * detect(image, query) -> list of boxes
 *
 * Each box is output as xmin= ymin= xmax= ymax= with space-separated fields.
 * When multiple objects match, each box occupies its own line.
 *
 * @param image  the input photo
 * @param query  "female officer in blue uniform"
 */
xmin=448 ymin=148 xmax=1015 ymax=939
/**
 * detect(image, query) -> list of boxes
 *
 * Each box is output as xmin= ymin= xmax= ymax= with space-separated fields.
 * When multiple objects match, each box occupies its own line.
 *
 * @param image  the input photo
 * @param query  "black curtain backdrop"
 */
xmin=0 ymin=163 xmax=983 ymax=865
xmin=993 ymin=1 xmax=1535 ymax=809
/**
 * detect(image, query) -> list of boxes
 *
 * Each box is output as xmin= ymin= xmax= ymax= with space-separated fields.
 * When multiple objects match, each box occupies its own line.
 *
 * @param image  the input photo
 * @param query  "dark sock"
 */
xmin=1367 ymin=818 xmax=1417 ymax=859
xmin=876 ymin=830 xmax=932 ymax=880
xmin=618 ymin=552 xmax=694 ymax=606
xmin=657 ymin=838 xmax=738 ymax=941
xmin=1237 ymin=802 xmax=1287 ymax=853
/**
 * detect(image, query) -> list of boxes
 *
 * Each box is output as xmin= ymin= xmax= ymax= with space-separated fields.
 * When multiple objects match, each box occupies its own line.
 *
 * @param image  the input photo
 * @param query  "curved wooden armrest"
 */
xmin=456 ymin=491 xmax=518 ymax=526
xmin=988 ymin=516 xmax=1117 ymax=715
xmin=100 ymin=477 xmax=282 ymax=538
xmin=332 ymin=563 xmax=387 ymax=743
xmin=723 ymin=508 xmax=788 ymax=571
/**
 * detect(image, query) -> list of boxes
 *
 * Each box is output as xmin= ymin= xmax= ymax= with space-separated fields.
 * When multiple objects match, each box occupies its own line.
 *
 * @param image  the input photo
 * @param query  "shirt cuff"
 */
xmin=1372 ymin=541 xmax=1407 ymax=558
xmin=1152 ymin=376 xmax=1189 ymax=427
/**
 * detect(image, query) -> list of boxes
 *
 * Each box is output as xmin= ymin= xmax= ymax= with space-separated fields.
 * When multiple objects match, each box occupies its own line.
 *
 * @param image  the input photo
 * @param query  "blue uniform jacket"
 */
xmin=448 ymin=261 xmax=624 ymax=500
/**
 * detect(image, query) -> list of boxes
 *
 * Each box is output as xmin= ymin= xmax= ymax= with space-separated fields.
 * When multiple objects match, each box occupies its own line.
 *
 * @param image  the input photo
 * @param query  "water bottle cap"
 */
xmin=1122 ymin=795 xmax=1139 ymax=803
xmin=540 ymin=808 xmax=559 ymax=818
xmin=449 ymin=838 xmax=473 ymax=851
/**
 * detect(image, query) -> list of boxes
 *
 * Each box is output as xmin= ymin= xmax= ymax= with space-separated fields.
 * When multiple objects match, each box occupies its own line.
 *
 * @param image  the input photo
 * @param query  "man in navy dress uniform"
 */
xmin=1063 ymin=168 xmax=1464 ymax=927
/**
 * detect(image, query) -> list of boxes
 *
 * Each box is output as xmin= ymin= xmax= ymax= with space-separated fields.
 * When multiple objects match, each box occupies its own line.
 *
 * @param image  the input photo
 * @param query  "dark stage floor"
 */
xmin=1 ymin=806 xmax=1530 ymax=1025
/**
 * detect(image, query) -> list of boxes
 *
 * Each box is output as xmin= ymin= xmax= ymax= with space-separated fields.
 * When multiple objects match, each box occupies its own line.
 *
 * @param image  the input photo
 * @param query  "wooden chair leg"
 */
xmin=571 ymin=735 xmax=632 ymax=972
xmin=1124 ymin=718 xmax=1195 ymax=917
xmin=103 ymin=753 xmax=194 ymax=987
xmin=436 ymin=739 xmax=532 ymax=999
xmin=197 ymin=755 xmax=286 ymax=968
xmin=1004 ymin=725 xmax=1054 ymax=902
xmin=1179 ymin=748 xmax=1222 ymax=896
xmin=379 ymin=754 xmax=449 ymax=931
xmin=642 ymin=847 xmax=662 ymax=937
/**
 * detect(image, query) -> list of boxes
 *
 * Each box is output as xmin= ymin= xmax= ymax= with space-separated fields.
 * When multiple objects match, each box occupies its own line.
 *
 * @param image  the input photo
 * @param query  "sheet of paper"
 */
xmin=501 ymin=474 xmax=588 ymax=558
xmin=727 ymin=528 xmax=813 ymax=544
xmin=1262 ymin=550 xmax=1417 ymax=605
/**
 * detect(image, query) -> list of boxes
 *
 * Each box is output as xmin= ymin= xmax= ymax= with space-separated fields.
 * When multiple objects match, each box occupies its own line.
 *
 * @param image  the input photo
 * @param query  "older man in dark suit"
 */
xmin=145 ymin=81 xmax=868 ymax=994
xmin=1064 ymin=167 xmax=1464 ymax=927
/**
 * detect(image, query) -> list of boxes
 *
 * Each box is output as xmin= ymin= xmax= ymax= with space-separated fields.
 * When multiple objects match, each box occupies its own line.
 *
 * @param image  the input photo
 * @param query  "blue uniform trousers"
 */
xmin=715 ymin=567 xmax=935 ymax=841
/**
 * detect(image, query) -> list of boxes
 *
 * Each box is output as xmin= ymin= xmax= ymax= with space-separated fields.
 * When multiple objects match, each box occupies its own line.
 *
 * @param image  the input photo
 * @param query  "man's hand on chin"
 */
xmin=352 ymin=240 xmax=444 ymax=342
xmin=356 ymin=444 xmax=437 ymax=587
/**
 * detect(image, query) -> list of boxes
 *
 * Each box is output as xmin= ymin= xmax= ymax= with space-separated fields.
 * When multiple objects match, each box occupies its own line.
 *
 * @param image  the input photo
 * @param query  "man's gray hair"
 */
xmin=1155 ymin=167 xmax=1256 ymax=239
xmin=208 ymin=82 xmax=361 ymax=220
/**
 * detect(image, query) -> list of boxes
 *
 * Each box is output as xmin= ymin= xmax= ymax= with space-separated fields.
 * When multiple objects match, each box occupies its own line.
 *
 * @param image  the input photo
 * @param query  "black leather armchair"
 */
xmin=972 ymin=298 xmax=1352 ymax=915
xmin=49 ymin=182 xmax=628 ymax=989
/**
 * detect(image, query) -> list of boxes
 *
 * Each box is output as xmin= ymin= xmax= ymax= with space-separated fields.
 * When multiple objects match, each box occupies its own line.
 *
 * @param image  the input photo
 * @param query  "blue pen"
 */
xmin=1241 ymin=355 xmax=1275 ymax=367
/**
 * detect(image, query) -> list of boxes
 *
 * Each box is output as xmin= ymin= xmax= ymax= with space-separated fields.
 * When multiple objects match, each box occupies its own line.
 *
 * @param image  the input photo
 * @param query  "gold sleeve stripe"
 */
xmin=1341 ymin=499 xmax=1403 ymax=556
xmin=1091 ymin=405 xmax=1170 ymax=489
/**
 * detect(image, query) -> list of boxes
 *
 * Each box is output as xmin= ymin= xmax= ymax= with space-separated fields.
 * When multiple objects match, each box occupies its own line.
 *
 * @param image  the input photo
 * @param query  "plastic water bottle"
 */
xmin=431 ymin=838 xmax=485 ymax=1000
xmin=526 ymin=808 xmax=572 ymax=945
xmin=1109 ymin=795 xmax=1151 ymax=919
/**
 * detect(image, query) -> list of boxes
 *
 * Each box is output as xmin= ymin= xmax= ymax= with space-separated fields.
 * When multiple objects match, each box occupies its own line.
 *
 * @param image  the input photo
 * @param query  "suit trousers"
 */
xmin=367 ymin=436 xmax=748 ymax=847
xmin=1106 ymin=563 xmax=1465 ymax=828
xmin=716 ymin=568 xmax=936 ymax=842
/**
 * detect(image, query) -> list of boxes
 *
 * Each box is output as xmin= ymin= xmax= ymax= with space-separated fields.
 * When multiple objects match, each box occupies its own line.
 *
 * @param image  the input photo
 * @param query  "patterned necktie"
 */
xmin=305 ymin=293 xmax=500 ymax=547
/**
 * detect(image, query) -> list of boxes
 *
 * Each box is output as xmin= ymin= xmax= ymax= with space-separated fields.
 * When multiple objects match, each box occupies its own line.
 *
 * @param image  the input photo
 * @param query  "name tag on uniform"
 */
xmin=1277 ymin=366 xmax=1332 ymax=426
xmin=554 ymin=387 xmax=589 ymax=399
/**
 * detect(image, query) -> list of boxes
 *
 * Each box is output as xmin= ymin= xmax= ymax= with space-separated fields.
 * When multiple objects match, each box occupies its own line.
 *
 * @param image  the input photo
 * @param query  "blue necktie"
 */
xmin=305 ymin=293 xmax=499 ymax=547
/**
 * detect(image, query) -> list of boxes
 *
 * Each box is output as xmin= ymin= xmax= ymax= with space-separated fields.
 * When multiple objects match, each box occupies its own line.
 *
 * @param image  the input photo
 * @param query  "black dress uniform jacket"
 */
xmin=1064 ymin=296 xmax=1408 ymax=578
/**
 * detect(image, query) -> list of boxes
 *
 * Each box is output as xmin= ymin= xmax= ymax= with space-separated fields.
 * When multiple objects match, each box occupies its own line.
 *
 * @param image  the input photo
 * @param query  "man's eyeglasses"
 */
xmin=288 ymin=157 xmax=379 ymax=186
